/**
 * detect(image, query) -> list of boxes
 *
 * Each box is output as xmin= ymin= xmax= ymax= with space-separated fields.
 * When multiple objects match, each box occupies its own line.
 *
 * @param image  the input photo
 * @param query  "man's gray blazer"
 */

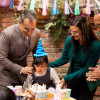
xmin=0 ymin=24 xmax=41 ymax=86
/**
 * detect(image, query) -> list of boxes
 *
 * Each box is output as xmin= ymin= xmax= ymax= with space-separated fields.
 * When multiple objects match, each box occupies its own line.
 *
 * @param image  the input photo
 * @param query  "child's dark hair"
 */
xmin=33 ymin=56 xmax=48 ymax=65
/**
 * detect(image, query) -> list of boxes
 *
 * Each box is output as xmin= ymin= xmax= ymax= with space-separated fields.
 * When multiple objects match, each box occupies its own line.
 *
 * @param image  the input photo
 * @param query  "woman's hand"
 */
xmin=59 ymin=78 xmax=66 ymax=89
xmin=26 ymin=89 xmax=35 ymax=100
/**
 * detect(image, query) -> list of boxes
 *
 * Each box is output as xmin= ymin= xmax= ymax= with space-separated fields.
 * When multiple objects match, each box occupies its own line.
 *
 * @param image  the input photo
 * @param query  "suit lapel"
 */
xmin=14 ymin=25 xmax=27 ymax=54
xmin=13 ymin=25 xmax=30 ymax=60
xmin=13 ymin=26 xmax=40 ymax=60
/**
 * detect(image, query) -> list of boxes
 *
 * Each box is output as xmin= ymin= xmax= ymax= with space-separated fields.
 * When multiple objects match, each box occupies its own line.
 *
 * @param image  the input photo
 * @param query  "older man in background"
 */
xmin=86 ymin=14 xmax=100 ymax=81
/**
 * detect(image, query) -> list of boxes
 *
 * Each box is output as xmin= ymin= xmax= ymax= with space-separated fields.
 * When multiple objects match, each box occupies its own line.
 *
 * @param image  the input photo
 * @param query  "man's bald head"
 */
xmin=94 ymin=14 xmax=100 ymax=31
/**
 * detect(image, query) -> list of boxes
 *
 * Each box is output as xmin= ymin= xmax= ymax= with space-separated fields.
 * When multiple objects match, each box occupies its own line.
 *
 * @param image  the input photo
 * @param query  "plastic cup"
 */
xmin=11 ymin=87 xmax=17 ymax=94
xmin=63 ymin=89 xmax=71 ymax=98
xmin=55 ymin=89 xmax=64 ymax=99
xmin=15 ymin=85 xmax=22 ymax=95
xmin=7 ymin=86 xmax=13 ymax=89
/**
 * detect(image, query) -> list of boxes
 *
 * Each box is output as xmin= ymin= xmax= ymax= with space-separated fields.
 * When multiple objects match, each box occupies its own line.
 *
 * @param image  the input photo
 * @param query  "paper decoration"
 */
xmin=51 ymin=0 xmax=58 ymax=15
xmin=0 ymin=0 xmax=12 ymax=7
xmin=34 ymin=38 xmax=48 ymax=57
xmin=95 ymin=0 xmax=100 ymax=10
xmin=42 ymin=0 xmax=47 ymax=16
xmin=86 ymin=0 xmax=91 ymax=14
xmin=29 ymin=0 xmax=36 ymax=11
xmin=9 ymin=0 xmax=14 ymax=9
xmin=94 ymin=0 xmax=100 ymax=14
xmin=22 ymin=75 xmax=33 ymax=93
xmin=65 ymin=0 xmax=73 ymax=15
xmin=17 ymin=0 xmax=24 ymax=11
xmin=74 ymin=0 xmax=80 ymax=15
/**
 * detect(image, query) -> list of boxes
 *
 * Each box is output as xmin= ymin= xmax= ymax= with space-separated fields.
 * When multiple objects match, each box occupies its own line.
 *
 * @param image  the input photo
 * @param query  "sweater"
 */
xmin=32 ymin=67 xmax=55 ymax=89
xmin=49 ymin=35 xmax=100 ymax=91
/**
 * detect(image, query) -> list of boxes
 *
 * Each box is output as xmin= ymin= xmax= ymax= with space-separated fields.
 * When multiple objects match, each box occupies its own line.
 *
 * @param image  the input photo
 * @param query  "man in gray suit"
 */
xmin=0 ymin=9 xmax=41 ymax=86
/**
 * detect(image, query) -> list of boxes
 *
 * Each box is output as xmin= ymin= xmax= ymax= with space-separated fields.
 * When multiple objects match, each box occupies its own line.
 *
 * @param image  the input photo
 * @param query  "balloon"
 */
xmin=0 ymin=0 xmax=12 ymax=7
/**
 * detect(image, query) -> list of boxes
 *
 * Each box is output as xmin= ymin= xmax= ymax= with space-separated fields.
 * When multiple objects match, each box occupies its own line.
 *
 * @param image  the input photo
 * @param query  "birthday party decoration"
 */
xmin=29 ymin=0 xmax=36 ymax=11
xmin=34 ymin=38 xmax=48 ymax=57
xmin=17 ymin=0 xmax=24 ymax=11
xmin=86 ymin=0 xmax=91 ymax=14
xmin=74 ymin=0 xmax=80 ymax=15
xmin=9 ymin=0 xmax=14 ymax=9
xmin=0 ymin=0 xmax=12 ymax=7
xmin=95 ymin=0 xmax=100 ymax=9
xmin=42 ymin=0 xmax=47 ymax=16
xmin=51 ymin=0 xmax=59 ymax=15
xmin=94 ymin=0 xmax=100 ymax=14
xmin=65 ymin=0 xmax=73 ymax=15
xmin=22 ymin=75 xmax=33 ymax=93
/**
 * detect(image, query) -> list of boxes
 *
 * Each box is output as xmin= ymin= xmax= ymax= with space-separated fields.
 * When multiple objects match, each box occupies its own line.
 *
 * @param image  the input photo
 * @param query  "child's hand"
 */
xmin=59 ymin=79 xmax=66 ymax=89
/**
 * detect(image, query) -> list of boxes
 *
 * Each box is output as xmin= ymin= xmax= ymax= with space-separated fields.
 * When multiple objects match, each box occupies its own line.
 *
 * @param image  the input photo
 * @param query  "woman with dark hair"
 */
xmin=0 ymin=85 xmax=16 ymax=100
xmin=49 ymin=16 xmax=100 ymax=100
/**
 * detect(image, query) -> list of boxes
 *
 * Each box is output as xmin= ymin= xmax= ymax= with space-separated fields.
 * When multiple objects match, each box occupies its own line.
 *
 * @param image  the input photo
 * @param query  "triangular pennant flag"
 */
xmin=42 ymin=0 xmax=47 ymax=16
xmin=65 ymin=0 xmax=73 ymax=15
xmin=17 ymin=0 xmax=24 ymax=11
xmin=86 ymin=0 xmax=91 ymax=14
xmin=34 ymin=38 xmax=48 ymax=57
xmin=74 ymin=0 xmax=80 ymax=15
xmin=9 ymin=0 xmax=14 ymax=9
xmin=51 ymin=0 xmax=59 ymax=15
xmin=29 ymin=0 xmax=36 ymax=11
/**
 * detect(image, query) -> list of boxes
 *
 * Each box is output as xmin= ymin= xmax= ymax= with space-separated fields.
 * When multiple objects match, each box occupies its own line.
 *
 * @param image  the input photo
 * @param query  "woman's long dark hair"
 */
xmin=70 ymin=16 xmax=99 ymax=54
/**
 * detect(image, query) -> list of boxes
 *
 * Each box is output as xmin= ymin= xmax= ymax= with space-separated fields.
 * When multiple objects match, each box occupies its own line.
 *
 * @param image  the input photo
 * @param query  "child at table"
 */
xmin=32 ymin=39 xmax=60 ymax=89
xmin=24 ymin=39 xmax=60 ymax=90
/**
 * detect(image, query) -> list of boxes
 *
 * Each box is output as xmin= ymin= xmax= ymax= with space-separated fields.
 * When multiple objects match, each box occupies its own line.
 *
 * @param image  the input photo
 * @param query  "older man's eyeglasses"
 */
xmin=22 ymin=24 xmax=35 ymax=31
xmin=68 ymin=29 xmax=79 ymax=34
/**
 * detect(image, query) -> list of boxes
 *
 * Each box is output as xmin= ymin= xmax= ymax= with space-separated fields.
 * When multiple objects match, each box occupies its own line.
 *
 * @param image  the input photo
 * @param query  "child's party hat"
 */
xmin=34 ymin=38 xmax=48 ymax=57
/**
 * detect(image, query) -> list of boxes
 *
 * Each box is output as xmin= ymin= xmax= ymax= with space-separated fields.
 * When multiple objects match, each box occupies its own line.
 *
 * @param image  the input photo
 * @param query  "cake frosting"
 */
xmin=31 ymin=84 xmax=48 ymax=99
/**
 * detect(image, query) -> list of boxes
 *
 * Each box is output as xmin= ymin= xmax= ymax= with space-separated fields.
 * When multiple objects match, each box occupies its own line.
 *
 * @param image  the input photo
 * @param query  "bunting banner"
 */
xmin=86 ymin=0 xmax=91 ymax=14
xmin=10 ymin=0 xmax=14 ymax=9
xmin=17 ymin=0 xmax=24 ymax=11
xmin=51 ymin=0 xmax=59 ymax=15
xmin=94 ymin=0 xmax=100 ymax=13
xmin=0 ymin=0 xmax=12 ymax=7
xmin=74 ymin=0 xmax=80 ymax=15
xmin=65 ymin=0 xmax=73 ymax=15
xmin=42 ymin=0 xmax=47 ymax=16
xmin=29 ymin=0 xmax=36 ymax=11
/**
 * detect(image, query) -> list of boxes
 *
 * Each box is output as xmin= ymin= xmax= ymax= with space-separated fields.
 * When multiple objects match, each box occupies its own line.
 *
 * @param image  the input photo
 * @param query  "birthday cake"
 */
xmin=31 ymin=84 xmax=48 ymax=99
